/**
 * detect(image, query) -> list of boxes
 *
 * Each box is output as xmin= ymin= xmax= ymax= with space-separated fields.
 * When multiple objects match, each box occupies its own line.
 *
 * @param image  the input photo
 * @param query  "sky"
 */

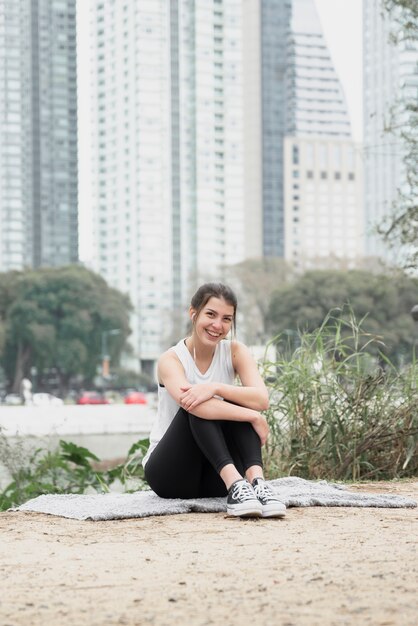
xmin=77 ymin=0 xmax=364 ymax=260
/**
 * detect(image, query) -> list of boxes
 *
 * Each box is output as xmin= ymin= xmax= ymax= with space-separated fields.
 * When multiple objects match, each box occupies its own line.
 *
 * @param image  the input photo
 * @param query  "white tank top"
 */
xmin=142 ymin=338 xmax=235 ymax=467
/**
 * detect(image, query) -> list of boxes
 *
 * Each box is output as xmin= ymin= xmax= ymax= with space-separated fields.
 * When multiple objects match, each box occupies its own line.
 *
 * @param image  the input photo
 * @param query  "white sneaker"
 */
xmin=226 ymin=479 xmax=263 ymax=517
xmin=252 ymin=478 xmax=286 ymax=518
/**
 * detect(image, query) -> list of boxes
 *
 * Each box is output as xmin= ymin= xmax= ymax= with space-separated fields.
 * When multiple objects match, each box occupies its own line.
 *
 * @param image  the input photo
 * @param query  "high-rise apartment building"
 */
xmin=90 ymin=0 xmax=173 ymax=372
xmin=0 ymin=0 xmax=78 ymax=271
xmin=363 ymin=0 xmax=418 ymax=261
xmin=89 ymin=0 xmax=247 ymax=369
xmin=87 ymin=0 xmax=365 ymax=368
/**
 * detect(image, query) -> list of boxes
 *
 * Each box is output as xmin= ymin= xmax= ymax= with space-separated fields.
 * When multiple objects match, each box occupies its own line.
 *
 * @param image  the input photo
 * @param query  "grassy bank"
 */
xmin=2 ymin=315 xmax=417 ymax=510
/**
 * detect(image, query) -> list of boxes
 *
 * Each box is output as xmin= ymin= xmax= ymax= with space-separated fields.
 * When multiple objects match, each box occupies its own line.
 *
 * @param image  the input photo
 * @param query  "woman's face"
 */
xmin=191 ymin=296 xmax=234 ymax=346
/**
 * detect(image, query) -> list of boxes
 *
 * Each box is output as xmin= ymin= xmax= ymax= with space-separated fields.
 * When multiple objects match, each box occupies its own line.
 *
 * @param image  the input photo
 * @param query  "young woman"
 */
xmin=143 ymin=282 xmax=286 ymax=518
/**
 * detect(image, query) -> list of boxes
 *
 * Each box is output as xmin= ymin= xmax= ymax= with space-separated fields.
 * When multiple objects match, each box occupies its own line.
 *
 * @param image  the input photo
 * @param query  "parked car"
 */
xmin=32 ymin=393 xmax=64 ymax=407
xmin=124 ymin=391 xmax=147 ymax=405
xmin=77 ymin=391 xmax=109 ymax=405
xmin=3 ymin=393 xmax=22 ymax=405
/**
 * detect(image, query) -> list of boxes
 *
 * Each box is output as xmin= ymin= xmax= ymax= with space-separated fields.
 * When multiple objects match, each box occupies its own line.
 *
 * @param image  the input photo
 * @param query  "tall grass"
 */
xmin=262 ymin=311 xmax=418 ymax=481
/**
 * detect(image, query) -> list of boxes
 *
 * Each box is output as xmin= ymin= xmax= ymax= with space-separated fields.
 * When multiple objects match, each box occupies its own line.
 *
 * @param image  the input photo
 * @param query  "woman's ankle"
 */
xmin=245 ymin=465 xmax=264 ymax=484
xmin=220 ymin=464 xmax=243 ymax=490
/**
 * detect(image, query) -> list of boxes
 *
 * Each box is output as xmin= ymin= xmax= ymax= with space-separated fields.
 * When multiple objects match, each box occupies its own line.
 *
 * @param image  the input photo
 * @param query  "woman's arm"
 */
xmin=219 ymin=341 xmax=269 ymax=410
xmin=179 ymin=341 xmax=269 ymax=412
xmin=158 ymin=350 xmax=269 ymax=444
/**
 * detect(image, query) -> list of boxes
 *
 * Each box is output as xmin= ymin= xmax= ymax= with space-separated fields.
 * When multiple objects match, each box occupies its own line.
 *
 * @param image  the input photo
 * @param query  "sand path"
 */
xmin=0 ymin=481 xmax=417 ymax=626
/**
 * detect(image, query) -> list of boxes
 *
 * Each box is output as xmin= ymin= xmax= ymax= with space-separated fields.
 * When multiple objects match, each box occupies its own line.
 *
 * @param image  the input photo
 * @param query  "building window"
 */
xmin=292 ymin=144 xmax=299 ymax=165
xmin=348 ymin=172 xmax=355 ymax=181
xmin=334 ymin=172 xmax=341 ymax=180
xmin=306 ymin=143 xmax=314 ymax=168
xmin=319 ymin=144 xmax=328 ymax=169
xmin=320 ymin=171 xmax=327 ymax=179
xmin=306 ymin=170 xmax=314 ymax=179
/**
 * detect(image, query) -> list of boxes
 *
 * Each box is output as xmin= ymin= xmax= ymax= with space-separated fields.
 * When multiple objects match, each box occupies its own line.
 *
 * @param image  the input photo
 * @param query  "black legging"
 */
xmin=144 ymin=408 xmax=263 ymax=499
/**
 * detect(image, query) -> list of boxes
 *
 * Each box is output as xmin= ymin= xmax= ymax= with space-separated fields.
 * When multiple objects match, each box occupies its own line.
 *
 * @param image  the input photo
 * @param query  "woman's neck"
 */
xmin=186 ymin=335 xmax=216 ymax=370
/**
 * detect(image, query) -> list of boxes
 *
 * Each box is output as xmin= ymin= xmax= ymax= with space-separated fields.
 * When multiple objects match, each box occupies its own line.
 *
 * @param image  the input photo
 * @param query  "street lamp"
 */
xmin=101 ymin=329 xmax=121 ymax=378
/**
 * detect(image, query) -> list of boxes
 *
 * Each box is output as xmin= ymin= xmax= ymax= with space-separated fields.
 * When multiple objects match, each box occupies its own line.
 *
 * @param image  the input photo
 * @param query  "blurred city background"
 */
xmin=0 ymin=0 xmax=417 ymax=404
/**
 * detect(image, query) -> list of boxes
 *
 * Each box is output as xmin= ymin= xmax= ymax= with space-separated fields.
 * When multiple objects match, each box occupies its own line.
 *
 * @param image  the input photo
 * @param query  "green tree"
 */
xmin=378 ymin=0 xmax=418 ymax=269
xmin=267 ymin=269 xmax=418 ymax=365
xmin=0 ymin=266 xmax=132 ymax=394
xmin=0 ymin=270 xmax=19 ymax=359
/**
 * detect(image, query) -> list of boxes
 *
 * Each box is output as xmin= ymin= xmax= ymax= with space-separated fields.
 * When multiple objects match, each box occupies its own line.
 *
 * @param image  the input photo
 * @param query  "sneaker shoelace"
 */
xmin=253 ymin=480 xmax=277 ymax=502
xmin=231 ymin=480 xmax=256 ymax=502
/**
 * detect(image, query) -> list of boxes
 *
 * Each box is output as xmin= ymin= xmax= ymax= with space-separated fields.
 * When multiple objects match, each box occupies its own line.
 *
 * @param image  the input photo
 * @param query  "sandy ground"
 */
xmin=0 ymin=481 xmax=417 ymax=626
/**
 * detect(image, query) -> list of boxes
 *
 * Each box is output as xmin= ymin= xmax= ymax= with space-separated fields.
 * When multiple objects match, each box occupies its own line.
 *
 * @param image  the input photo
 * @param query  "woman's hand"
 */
xmin=179 ymin=383 xmax=217 ymax=412
xmin=251 ymin=413 xmax=270 ymax=446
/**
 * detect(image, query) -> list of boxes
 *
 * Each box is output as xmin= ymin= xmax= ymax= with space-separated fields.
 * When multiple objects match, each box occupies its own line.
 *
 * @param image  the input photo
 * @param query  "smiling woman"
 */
xmin=142 ymin=282 xmax=286 ymax=519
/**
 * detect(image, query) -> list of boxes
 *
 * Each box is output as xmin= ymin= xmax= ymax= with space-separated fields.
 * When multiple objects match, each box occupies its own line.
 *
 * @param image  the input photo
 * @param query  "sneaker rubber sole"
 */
xmin=261 ymin=502 xmax=286 ymax=518
xmin=227 ymin=503 xmax=263 ymax=518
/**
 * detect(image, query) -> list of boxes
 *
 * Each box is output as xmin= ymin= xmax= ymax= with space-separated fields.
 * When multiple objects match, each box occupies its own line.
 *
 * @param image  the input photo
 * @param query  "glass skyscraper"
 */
xmin=286 ymin=0 xmax=352 ymax=138
xmin=282 ymin=0 xmax=362 ymax=271
xmin=0 ymin=0 xmax=78 ymax=271
xmin=259 ymin=0 xmax=352 ymax=258
xmin=260 ymin=0 xmax=291 ymax=257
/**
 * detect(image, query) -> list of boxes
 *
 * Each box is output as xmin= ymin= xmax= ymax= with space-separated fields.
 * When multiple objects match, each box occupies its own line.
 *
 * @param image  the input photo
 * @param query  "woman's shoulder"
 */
xmin=229 ymin=339 xmax=248 ymax=354
xmin=158 ymin=349 xmax=175 ymax=364
xmin=157 ymin=345 xmax=185 ymax=384
xmin=229 ymin=340 xmax=253 ymax=363
xmin=158 ymin=339 xmax=188 ymax=368
xmin=159 ymin=342 xmax=182 ymax=363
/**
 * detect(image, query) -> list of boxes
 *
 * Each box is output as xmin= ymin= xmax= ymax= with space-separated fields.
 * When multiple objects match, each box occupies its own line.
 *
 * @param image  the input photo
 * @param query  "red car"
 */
xmin=77 ymin=391 xmax=109 ymax=405
xmin=124 ymin=391 xmax=147 ymax=405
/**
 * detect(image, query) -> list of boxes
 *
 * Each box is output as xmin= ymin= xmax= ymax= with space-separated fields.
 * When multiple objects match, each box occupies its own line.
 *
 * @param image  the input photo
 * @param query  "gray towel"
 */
xmin=11 ymin=477 xmax=416 ymax=521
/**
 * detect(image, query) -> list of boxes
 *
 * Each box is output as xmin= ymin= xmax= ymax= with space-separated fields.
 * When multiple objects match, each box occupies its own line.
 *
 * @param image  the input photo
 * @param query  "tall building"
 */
xmin=258 ymin=0 xmax=291 ymax=257
xmin=286 ymin=0 xmax=352 ymax=138
xmin=283 ymin=0 xmax=363 ymax=270
xmin=86 ymin=0 xmax=364 ymax=368
xmin=0 ymin=0 xmax=78 ymax=271
xmin=89 ymin=0 xmax=172 ymax=372
xmin=89 ymin=0 xmax=247 ymax=370
xmin=363 ymin=0 xmax=418 ymax=261
xmin=283 ymin=137 xmax=363 ymax=270
xmin=255 ymin=0 xmax=354 ymax=259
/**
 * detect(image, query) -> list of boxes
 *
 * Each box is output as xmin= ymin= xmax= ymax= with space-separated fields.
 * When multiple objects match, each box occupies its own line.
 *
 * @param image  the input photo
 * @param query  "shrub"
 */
xmin=262 ymin=311 xmax=418 ymax=481
xmin=0 ymin=435 xmax=149 ymax=511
